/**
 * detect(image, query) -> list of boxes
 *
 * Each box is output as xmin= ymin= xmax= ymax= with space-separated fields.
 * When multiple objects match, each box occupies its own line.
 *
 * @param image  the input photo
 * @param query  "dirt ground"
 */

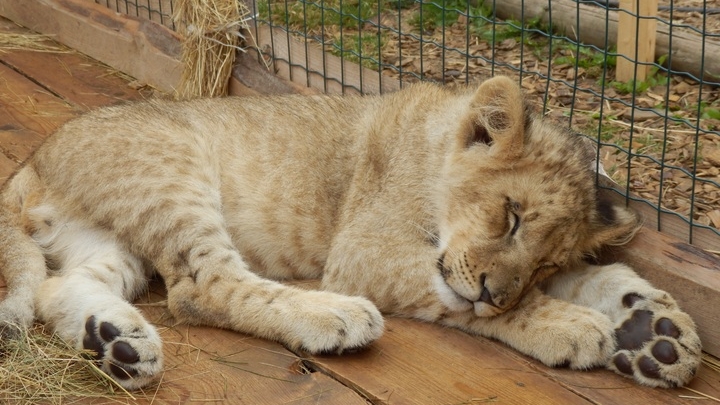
xmin=359 ymin=0 xmax=720 ymax=234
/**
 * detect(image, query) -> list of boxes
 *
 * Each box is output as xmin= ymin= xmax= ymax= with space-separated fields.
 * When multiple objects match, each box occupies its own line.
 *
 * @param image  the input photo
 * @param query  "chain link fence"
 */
xmin=97 ymin=0 xmax=720 ymax=249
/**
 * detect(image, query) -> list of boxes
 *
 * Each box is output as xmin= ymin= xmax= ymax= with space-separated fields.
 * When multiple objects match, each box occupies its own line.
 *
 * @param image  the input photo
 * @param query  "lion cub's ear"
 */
xmin=584 ymin=196 xmax=643 ymax=252
xmin=459 ymin=76 xmax=527 ymax=162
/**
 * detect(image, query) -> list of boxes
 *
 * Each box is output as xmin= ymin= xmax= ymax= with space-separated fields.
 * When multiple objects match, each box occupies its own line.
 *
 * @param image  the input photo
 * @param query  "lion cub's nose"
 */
xmin=479 ymin=287 xmax=496 ymax=307
xmin=478 ymin=273 xmax=497 ymax=307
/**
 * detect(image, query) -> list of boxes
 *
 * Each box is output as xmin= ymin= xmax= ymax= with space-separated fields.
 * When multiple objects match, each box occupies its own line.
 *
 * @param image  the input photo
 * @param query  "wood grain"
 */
xmin=0 ymin=0 xmax=183 ymax=93
xmin=308 ymin=317 xmax=720 ymax=405
xmin=603 ymin=227 xmax=720 ymax=358
xmin=252 ymin=24 xmax=401 ymax=95
xmin=616 ymin=0 xmax=659 ymax=82
xmin=491 ymin=0 xmax=720 ymax=84
xmin=0 ymin=63 xmax=75 ymax=162
xmin=0 ymin=27 xmax=153 ymax=109
xmin=130 ymin=282 xmax=370 ymax=405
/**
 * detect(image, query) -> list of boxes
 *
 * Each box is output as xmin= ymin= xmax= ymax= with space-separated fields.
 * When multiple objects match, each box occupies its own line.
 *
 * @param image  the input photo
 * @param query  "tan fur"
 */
xmin=0 ymin=77 xmax=701 ymax=389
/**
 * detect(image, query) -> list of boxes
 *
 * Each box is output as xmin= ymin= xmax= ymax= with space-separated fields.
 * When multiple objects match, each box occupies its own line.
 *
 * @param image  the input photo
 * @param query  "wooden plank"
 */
xmin=310 ymin=318 xmax=588 ymax=404
xmin=599 ymin=181 xmax=719 ymax=263
xmin=491 ymin=0 xmax=720 ymax=83
xmin=252 ymin=24 xmax=400 ymax=95
xmin=0 ymin=20 xmax=152 ymax=109
xmin=0 ymin=151 xmax=15 ymax=184
xmin=0 ymin=0 xmax=183 ymax=93
xmin=540 ymin=354 xmax=720 ymax=404
xmin=601 ymin=227 xmax=720 ymax=359
xmin=230 ymin=50 xmax=320 ymax=96
xmin=0 ymin=63 xmax=78 ymax=162
xmin=127 ymin=282 xmax=370 ymax=405
xmin=616 ymin=0 xmax=659 ymax=82
xmin=309 ymin=317 xmax=714 ymax=405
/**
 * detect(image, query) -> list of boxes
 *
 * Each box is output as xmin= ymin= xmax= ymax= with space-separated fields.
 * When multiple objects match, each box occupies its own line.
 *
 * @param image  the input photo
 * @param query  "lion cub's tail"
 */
xmin=0 ymin=165 xmax=48 ymax=337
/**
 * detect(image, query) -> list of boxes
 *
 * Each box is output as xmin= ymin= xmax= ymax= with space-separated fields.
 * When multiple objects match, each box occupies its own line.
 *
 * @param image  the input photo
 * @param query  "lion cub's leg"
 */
xmin=146 ymin=206 xmax=384 ymax=356
xmin=542 ymin=263 xmax=702 ymax=387
xmin=28 ymin=206 xmax=162 ymax=390
xmin=165 ymin=249 xmax=384 ymax=354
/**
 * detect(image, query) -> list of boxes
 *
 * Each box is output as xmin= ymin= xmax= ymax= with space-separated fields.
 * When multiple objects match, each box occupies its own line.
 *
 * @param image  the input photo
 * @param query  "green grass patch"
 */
xmin=329 ymin=32 xmax=387 ymax=69
xmin=607 ymin=55 xmax=669 ymax=94
xmin=258 ymin=0 xmax=388 ymax=31
xmin=554 ymin=45 xmax=616 ymax=78
xmin=257 ymin=0 xmax=391 ymax=69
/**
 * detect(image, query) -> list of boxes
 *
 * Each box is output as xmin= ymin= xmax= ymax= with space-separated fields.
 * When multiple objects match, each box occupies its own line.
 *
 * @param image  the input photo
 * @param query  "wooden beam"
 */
xmin=488 ymin=0 xmax=720 ymax=83
xmin=0 ymin=0 xmax=183 ymax=93
xmin=599 ymin=180 xmax=718 ymax=263
xmin=616 ymin=0 xmax=659 ymax=82
xmin=309 ymin=317 xmax=720 ymax=404
xmin=602 ymin=226 xmax=720 ymax=358
xmin=251 ymin=24 xmax=400 ymax=95
xmin=230 ymin=50 xmax=321 ymax=96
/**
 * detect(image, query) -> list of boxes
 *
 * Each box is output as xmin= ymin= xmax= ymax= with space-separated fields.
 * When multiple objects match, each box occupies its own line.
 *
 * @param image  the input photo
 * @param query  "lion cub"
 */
xmin=0 ymin=76 xmax=701 ymax=389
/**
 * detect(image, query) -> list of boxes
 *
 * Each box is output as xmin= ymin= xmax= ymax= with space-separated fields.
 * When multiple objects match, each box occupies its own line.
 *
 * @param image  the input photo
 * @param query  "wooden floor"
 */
xmin=1 ymin=18 xmax=720 ymax=404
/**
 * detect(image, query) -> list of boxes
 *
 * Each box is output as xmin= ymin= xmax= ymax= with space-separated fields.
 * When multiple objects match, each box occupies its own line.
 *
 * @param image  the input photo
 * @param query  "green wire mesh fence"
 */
xmin=95 ymin=0 xmax=176 ymax=29
xmin=97 ymin=0 xmax=720 ymax=250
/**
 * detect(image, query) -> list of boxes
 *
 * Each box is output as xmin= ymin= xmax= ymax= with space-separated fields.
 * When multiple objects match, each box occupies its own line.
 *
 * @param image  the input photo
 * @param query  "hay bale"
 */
xmin=174 ymin=0 xmax=251 ymax=98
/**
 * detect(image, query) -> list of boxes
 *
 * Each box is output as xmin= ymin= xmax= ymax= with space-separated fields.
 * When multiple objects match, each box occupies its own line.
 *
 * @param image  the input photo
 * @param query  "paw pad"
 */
xmin=654 ymin=317 xmax=680 ymax=338
xmin=82 ymin=316 xmax=105 ymax=359
xmin=82 ymin=316 xmax=141 ymax=380
xmin=621 ymin=293 xmax=644 ymax=308
xmin=614 ymin=310 xmax=680 ymax=367
xmin=113 ymin=341 xmax=141 ymax=364
xmin=609 ymin=291 xmax=700 ymax=388
xmin=651 ymin=339 xmax=678 ymax=364
xmin=613 ymin=353 xmax=633 ymax=375
xmin=638 ymin=355 xmax=661 ymax=379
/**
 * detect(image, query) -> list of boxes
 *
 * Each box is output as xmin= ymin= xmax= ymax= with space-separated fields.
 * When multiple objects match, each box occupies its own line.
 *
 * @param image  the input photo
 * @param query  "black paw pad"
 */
xmin=109 ymin=362 xmax=139 ymax=380
xmin=654 ymin=318 xmax=680 ymax=338
xmin=113 ymin=341 xmax=140 ymax=364
xmin=100 ymin=321 xmax=121 ymax=342
xmin=616 ymin=310 xmax=653 ymax=350
xmin=638 ymin=355 xmax=661 ymax=379
xmin=622 ymin=293 xmax=644 ymax=308
xmin=82 ymin=316 xmax=104 ymax=359
xmin=613 ymin=353 xmax=633 ymax=375
xmin=651 ymin=340 xmax=678 ymax=364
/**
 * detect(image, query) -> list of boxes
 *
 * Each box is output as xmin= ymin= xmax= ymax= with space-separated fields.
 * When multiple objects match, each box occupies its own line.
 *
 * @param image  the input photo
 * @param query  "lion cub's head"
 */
xmin=435 ymin=76 xmax=640 ymax=317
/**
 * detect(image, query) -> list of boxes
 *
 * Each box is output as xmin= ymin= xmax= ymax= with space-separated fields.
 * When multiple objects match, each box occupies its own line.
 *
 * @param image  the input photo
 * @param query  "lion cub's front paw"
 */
xmin=609 ymin=292 xmax=701 ymax=388
xmin=285 ymin=290 xmax=384 ymax=355
xmin=82 ymin=314 xmax=163 ymax=390
xmin=532 ymin=306 xmax=616 ymax=370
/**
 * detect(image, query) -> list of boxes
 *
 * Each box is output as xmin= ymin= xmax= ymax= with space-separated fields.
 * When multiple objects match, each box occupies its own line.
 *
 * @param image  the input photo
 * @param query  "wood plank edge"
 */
xmin=493 ymin=0 xmax=720 ymax=84
xmin=0 ymin=0 xmax=182 ymax=93
xmin=602 ymin=189 xmax=720 ymax=357
xmin=250 ymin=24 xmax=401 ymax=95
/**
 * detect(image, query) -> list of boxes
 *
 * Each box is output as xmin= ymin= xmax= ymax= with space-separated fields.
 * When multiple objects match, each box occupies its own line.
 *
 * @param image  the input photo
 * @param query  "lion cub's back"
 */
xmin=29 ymin=94 xmax=376 ymax=280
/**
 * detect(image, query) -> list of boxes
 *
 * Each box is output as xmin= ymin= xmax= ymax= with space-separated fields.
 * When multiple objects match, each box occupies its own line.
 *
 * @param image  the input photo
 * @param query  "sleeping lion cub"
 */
xmin=0 ymin=76 xmax=701 ymax=389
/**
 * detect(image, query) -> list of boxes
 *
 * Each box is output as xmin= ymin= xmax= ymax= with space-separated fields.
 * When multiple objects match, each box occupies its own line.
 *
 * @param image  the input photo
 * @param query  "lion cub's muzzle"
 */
xmin=436 ymin=252 xmax=520 ymax=317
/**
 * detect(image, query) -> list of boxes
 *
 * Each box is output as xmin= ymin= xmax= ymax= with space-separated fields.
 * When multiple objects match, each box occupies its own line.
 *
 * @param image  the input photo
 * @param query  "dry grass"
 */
xmin=173 ymin=0 xmax=252 ymax=99
xmin=678 ymin=354 xmax=720 ymax=402
xmin=0 ymin=33 xmax=70 ymax=54
xmin=0 ymin=325 xmax=143 ymax=404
